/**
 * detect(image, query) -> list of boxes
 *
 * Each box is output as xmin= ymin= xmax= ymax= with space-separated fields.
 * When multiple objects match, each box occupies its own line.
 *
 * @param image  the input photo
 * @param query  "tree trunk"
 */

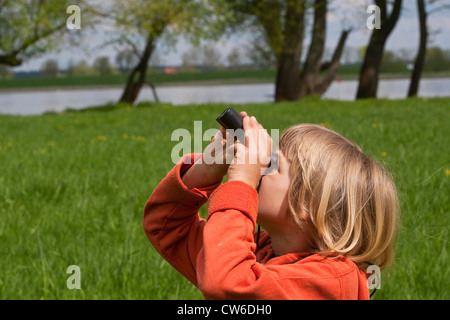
xmin=275 ymin=52 xmax=302 ymax=102
xmin=273 ymin=0 xmax=349 ymax=102
xmin=298 ymin=0 xmax=327 ymax=98
xmin=356 ymin=0 xmax=403 ymax=99
xmin=296 ymin=0 xmax=350 ymax=99
xmin=0 ymin=54 xmax=22 ymax=67
xmin=408 ymin=0 xmax=427 ymax=97
xmin=314 ymin=29 xmax=351 ymax=96
xmin=119 ymin=35 xmax=155 ymax=105
xmin=274 ymin=0 xmax=306 ymax=102
xmin=356 ymin=31 xmax=387 ymax=99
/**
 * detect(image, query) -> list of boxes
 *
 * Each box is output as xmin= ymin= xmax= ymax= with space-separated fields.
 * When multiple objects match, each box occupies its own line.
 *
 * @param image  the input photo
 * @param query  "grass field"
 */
xmin=0 ymin=97 xmax=448 ymax=299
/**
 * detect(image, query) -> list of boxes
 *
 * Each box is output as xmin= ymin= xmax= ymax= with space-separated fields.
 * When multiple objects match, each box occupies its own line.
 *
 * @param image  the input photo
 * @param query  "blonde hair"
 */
xmin=279 ymin=124 xmax=399 ymax=270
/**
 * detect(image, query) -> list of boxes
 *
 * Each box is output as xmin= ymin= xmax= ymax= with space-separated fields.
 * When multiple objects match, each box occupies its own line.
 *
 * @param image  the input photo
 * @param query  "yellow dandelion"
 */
xmin=6 ymin=142 xmax=12 ymax=148
xmin=122 ymin=134 xmax=129 ymax=139
xmin=372 ymin=123 xmax=377 ymax=128
xmin=82 ymin=169 xmax=88 ymax=174
xmin=136 ymin=136 xmax=146 ymax=142
xmin=39 ymin=149 xmax=46 ymax=155
xmin=446 ymin=169 xmax=450 ymax=177
xmin=381 ymin=152 xmax=387 ymax=157
xmin=97 ymin=136 xmax=107 ymax=141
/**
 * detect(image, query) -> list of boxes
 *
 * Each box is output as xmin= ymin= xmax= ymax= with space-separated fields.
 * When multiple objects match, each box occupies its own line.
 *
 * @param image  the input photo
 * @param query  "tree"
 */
xmin=297 ymin=0 xmax=351 ymax=100
xmin=230 ymin=0 xmax=351 ymax=102
xmin=227 ymin=48 xmax=243 ymax=69
xmin=0 ymin=64 xmax=13 ymax=79
xmin=66 ymin=60 xmax=97 ymax=77
xmin=356 ymin=0 xmax=403 ymax=99
xmin=115 ymin=49 xmax=139 ymax=74
xmin=201 ymin=44 xmax=223 ymax=70
xmin=93 ymin=56 xmax=114 ymax=76
xmin=408 ymin=0 xmax=450 ymax=97
xmin=107 ymin=0 xmax=228 ymax=105
xmin=244 ymin=33 xmax=277 ymax=69
xmin=40 ymin=59 xmax=59 ymax=77
xmin=181 ymin=47 xmax=202 ymax=69
xmin=424 ymin=47 xmax=450 ymax=71
xmin=408 ymin=0 xmax=427 ymax=97
xmin=0 ymin=0 xmax=95 ymax=67
xmin=380 ymin=50 xmax=407 ymax=73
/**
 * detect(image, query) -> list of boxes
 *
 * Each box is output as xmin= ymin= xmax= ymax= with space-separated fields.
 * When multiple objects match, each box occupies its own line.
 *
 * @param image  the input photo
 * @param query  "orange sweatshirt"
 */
xmin=143 ymin=154 xmax=370 ymax=300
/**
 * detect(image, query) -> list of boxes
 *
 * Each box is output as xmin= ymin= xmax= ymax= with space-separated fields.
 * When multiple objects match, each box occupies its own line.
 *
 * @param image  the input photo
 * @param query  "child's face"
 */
xmin=257 ymin=149 xmax=292 ymax=229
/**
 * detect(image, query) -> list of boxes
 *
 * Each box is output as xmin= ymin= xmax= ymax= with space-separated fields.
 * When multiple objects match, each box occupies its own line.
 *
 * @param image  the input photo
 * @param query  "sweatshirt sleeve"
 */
xmin=196 ymin=181 xmax=288 ymax=299
xmin=143 ymin=153 xmax=221 ymax=287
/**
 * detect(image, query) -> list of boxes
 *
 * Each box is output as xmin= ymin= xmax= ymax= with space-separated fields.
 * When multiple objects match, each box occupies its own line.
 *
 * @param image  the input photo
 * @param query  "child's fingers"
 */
xmin=219 ymin=126 xmax=227 ymax=136
xmin=258 ymin=128 xmax=272 ymax=166
xmin=233 ymin=139 xmax=246 ymax=165
xmin=244 ymin=117 xmax=258 ymax=149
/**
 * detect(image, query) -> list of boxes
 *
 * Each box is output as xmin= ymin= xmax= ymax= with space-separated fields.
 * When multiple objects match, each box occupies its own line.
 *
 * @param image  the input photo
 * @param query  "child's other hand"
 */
xmin=202 ymin=126 xmax=235 ymax=177
xmin=182 ymin=111 xmax=246 ymax=189
xmin=227 ymin=115 xmax=272 ymax=189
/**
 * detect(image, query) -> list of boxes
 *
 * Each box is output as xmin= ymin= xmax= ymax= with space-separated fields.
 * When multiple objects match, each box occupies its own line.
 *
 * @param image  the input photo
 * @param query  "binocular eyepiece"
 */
xmin=216 ymin=107 xmax=243 ymax=130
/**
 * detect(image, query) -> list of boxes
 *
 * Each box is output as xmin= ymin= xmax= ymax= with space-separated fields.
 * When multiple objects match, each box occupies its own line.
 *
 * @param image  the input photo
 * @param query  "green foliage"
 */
xmin=0 ymin=97 xmax=448 ymax=299
xmin=0 ymin=0 xmax=95 ymax=66
xmin=111 ymin=0 xmax=230 ymax=50
xmin=380 ymin=50 xmax=408 ymax=73
xmin=0 ymin=64 xmax=14 ymax=79
xmin=0 ymin=70 xmax=277 ymax=89
xmin=92 ymin=56 xmax=118 ymax=76
xmin=380 ymin=47 xmax=450 ymax=74
xmin=424 ymin=47 xmax=450 ymax=72
xmin=40 ymin=59 xmax=59 ymax=77
xmin=66 ymin=60 xmax=98 ymax=77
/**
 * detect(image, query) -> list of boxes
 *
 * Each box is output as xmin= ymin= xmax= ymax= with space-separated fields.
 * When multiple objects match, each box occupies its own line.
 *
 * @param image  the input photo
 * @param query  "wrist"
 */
xmin=227 ymin=175 xmax=259 ymax=189
xmin=182 ymin=159 xmax=225 ymax=190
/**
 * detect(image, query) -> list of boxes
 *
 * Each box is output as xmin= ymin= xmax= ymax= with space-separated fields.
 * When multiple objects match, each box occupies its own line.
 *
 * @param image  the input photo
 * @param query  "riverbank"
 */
xmin=0 ymin=98 xmax=448 ymax=299
xmin=0 ymin=77 xmax=274 ymax=93
xmin=2 ymin=69 xmax=450 ymax=92
xmin=2 ymin=77 xmax=450 ymax=115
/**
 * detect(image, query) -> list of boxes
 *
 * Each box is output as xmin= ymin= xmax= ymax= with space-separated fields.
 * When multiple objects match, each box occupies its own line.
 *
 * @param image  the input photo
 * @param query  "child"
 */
xmin=143 ymin=112 xmax=399 ymax=300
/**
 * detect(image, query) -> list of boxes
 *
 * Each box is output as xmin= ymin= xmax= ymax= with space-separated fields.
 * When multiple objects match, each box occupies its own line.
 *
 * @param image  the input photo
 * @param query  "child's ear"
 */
xmin=298 ymin=211 xmax=310 ymax=222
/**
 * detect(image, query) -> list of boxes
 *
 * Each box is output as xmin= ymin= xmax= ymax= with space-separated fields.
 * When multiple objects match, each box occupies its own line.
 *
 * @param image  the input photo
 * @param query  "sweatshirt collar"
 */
xmin=263 ymin=252 xmax=313 ymax=266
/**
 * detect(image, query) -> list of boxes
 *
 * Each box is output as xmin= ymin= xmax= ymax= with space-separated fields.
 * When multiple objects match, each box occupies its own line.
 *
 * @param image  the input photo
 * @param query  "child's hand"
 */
xmin=227 ymin=115 xmax=272 ymax=189
xmin=182 ymin=121 xmax=239 ymax=190
xmin=201 ymin=126 xmax=236 ymax=177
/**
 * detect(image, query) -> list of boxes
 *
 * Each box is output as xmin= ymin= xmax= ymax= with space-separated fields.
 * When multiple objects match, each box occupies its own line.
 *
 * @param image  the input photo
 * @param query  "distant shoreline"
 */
xmin=1 ymin=72 xmax=449 ymax=93
xmin=0 ymin=78 xmax=273 ymax=93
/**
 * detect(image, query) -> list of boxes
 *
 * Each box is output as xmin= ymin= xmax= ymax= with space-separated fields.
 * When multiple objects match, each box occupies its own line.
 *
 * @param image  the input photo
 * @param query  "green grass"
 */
xmin=0 ymin=97 xmax=449 ymax=299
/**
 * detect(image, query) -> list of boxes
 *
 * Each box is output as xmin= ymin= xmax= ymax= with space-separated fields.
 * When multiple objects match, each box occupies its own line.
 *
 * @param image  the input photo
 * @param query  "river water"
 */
xmin=0 ymin=78 xmax=449 ymax=115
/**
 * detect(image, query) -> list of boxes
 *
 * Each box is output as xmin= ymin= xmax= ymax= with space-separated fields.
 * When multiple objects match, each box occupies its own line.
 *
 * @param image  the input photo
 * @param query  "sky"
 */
xmin=13 ymin=0 xmax=450 ymax=72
